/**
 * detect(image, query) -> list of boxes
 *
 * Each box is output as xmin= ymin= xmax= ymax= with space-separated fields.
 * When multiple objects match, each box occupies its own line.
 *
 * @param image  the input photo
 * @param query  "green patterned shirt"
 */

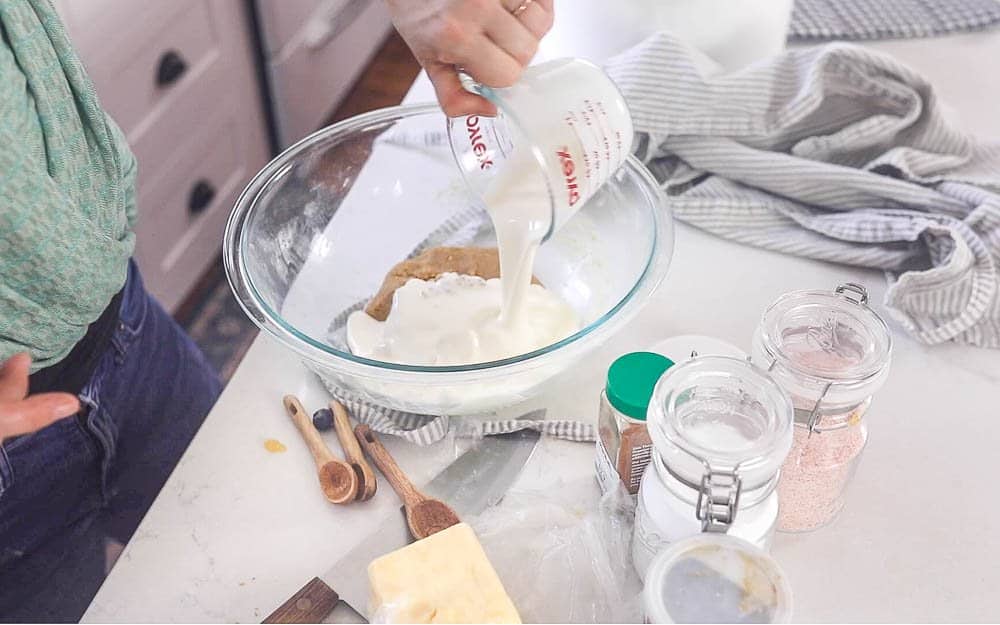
xmin=0 ymin=0 xmax=136 ymax=370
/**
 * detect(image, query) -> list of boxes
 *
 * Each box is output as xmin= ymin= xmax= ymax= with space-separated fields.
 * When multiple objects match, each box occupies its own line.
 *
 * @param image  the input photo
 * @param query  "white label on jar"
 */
xmin=596 ymin=435 xmax=651 ymax=495
xmin=594 ymin=438 xmax=619 ymax=495
xmin=626 ymin=441 xmax=652 ymax=493
xmin=632 ymin=491 xmax=668 ymax=580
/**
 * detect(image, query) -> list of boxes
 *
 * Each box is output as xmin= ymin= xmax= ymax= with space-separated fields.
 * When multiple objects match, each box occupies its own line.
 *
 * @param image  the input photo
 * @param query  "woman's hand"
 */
xmin=385 ymin=0 xmax=554 ymax=117
xmin=0 ymin=353 xmax=80 ymax=442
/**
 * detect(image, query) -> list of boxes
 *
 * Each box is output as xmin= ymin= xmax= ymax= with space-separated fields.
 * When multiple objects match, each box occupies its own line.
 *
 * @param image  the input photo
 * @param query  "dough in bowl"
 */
xmin=364 ymin=246 xmax=539 ymax=321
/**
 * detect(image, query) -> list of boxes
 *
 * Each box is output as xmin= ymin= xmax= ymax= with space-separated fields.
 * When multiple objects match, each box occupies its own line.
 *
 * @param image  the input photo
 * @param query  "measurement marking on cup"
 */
xmin=556 ymin=147 xmax=581 ymax=207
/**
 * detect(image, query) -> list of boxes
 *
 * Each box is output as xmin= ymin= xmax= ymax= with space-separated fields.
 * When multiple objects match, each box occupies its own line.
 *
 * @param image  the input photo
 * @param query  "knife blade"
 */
xmin=263 ymin=410 xmax=543 ymax=623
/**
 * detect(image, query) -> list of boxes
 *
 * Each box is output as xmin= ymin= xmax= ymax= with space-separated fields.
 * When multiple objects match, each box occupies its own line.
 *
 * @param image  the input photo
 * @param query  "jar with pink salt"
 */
xmin=752 ymin=283 xmax=892 ymax=533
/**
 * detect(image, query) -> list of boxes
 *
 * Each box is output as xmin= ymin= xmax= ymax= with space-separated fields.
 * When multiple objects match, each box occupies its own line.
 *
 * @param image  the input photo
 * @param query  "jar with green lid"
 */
xmin=595 ymin=352 xmax=675 ymax=495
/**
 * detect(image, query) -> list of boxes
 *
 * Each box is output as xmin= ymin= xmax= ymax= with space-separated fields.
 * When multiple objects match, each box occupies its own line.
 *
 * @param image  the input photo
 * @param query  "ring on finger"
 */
xmin=510 ymin=0 xmax=534 ymax=16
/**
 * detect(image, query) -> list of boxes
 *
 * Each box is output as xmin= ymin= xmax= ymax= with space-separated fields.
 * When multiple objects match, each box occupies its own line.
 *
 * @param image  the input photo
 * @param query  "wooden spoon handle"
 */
xmin=283 ymin=395 xmax=336 ymax=468
xmin=330 ymin=401 xmax=367 ymax=467
xmin=355 ymin=425 xmax=424 ymax=506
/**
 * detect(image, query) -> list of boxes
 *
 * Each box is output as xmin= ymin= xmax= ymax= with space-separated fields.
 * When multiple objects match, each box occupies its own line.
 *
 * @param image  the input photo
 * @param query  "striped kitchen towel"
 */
xmin=789 ymin=0 xmax=1000 ymax=42
xmin=606 ymin=33 xmax=1000 ymax=348
xmin=318 ymin=381 xmax=597 ymax=445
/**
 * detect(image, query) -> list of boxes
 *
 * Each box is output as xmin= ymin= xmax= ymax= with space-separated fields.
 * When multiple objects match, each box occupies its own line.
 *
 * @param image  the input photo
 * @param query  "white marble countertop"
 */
xmin=83 ymin=13 xmax=1000 ymax=624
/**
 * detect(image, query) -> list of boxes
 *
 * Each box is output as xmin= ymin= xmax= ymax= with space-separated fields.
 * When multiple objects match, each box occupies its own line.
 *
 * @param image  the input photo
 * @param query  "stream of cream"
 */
xmin=346 ymin=144 xmax=580 ymax=366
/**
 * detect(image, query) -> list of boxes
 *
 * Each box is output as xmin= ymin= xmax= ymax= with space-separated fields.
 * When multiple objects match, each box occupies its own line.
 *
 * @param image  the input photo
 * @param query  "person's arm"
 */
xmin=385 ymin=0 xmax=554 ymax=117
xmin=0 ymin=353 xmax=80 ymax=442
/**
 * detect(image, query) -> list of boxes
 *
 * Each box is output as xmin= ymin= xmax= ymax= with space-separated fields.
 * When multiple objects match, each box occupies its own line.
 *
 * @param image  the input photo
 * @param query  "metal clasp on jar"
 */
xmin=662 ymin=456 xmax=746 ymax=533
xmin=696 ymin=468 xmax=743 ymax=533
xmin=836 ymin=282 xmax=869 ymax=306
xmin=764 ymin=364 xmax=859 ymax=437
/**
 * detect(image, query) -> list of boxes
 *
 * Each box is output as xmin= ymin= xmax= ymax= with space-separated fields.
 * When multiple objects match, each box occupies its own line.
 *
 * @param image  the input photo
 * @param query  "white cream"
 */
xmin=347 ymin=142 xmax=581 ymax=367
xmin=347 ymin=273 xmax=579 ymax=366
xmin=483 ymin=142 xmax=550 ymax=325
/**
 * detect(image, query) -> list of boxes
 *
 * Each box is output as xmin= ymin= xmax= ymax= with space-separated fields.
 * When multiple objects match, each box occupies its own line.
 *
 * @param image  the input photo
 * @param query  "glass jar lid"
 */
xmin=643 ymin=534 xmax=792 ymax=624
xmin=647 ymin=356 xmax=794 ymax=500
xmin=755 ymin=283 xmax=892 ymax=409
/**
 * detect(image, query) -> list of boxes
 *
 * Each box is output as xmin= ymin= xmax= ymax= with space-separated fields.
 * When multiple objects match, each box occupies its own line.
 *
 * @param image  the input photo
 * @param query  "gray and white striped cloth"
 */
xmin=323 ymin=382 xmax=596 ymax=445
xmin=323 ymin=389 xmax=595 ymax=445
xmin=606 ymin=33 xmax=1000 ymax=348
xmin=789 ymin=0 xmax=1000 ymax=42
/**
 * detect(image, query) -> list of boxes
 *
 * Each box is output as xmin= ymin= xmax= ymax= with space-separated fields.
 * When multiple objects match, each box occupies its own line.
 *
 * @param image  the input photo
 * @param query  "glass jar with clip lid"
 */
xmin=752 ymin=283 xmax=893 ymax=533
xmin=632 ymin=355 xmax=794 ymax=579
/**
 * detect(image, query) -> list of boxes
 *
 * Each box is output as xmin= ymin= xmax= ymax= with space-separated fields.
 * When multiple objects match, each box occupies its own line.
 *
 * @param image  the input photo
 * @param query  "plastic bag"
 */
xmin=469 ymin=479 xmax=643 ymax=623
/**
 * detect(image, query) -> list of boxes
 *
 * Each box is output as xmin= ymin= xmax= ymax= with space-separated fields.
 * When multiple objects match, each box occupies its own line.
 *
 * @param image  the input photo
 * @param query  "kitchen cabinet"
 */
xmin=53 ymin=0 xmax=394 ymax=311
xmin=55 ymin=0 xmax=273 ymax=312
xmin=254 ymin=0 xmax=393 ymax=147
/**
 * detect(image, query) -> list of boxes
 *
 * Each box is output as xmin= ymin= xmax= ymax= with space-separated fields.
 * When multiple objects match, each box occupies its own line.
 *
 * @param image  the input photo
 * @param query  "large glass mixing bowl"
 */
xmin=224 ymin=104 xmax=673 ymax=415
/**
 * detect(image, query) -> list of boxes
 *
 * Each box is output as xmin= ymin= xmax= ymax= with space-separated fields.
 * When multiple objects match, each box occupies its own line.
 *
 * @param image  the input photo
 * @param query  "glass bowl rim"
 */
xmin=224 ymin=103 xmax=672 ymax=375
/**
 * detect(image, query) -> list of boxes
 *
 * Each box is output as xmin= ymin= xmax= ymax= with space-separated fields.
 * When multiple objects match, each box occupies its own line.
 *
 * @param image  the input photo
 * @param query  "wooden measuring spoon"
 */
xmin=330 ymin=401 xmax=377 ymax=501
xmin=283 ymin=395 xmax=357 ymax=504
xmin=355 ymin=425 xmax=460 ymax=539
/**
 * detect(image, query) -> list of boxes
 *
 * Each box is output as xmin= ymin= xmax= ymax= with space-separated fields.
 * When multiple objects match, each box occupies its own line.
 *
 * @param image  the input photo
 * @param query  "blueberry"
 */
xmin=312 ymin=408 xmax=334 ymax=431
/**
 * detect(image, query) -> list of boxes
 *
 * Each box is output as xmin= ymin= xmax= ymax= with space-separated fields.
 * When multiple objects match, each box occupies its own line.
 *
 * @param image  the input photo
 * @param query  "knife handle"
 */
xmin=263 ymin=577 xmax=339 ymax=623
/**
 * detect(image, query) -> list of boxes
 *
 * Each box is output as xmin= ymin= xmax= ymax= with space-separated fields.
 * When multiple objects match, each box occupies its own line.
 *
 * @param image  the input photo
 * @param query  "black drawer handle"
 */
xmin=156 ymin=50 xmax=188 ymax=87
xmin=188 ymin=180 xmax=216 ymax=215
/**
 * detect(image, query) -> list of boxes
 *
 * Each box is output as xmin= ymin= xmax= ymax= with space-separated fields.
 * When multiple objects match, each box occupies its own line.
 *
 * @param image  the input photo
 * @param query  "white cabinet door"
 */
xmin=56 ymin=0 xmax=272 ymax=311
xmin=262 ymin=0 xmax=393 ymax=147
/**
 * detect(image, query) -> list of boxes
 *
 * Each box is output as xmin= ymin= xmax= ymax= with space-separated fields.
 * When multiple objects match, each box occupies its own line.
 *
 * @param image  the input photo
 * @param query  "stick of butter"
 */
xmin=368 ymin=523 xmax=521 ymax=624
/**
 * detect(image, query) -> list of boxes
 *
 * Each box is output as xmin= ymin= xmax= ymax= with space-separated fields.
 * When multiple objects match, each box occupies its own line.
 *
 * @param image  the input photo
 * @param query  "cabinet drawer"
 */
xmin=133 ymin=111 xmax=248 ymax=312
xmin=270 ymin=0 xmax=391 ymax=146
xmin=122 ymin=1 xmax=271 ymax=311
xmin=79 ymin=0 xmax=221 ymax=136
xmin=54 ymin=1 xmax=188 ymax=64
xmin=56 ymin=0 xmax=270 ymax=311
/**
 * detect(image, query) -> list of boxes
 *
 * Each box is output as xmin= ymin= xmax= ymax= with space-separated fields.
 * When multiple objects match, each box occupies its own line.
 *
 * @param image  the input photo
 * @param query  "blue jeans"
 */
xmin=0 ymin=262 xmax=222 ymax=622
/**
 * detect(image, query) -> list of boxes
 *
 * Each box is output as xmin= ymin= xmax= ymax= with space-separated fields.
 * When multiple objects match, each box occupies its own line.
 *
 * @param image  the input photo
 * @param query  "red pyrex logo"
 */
xmin=466 ymin=116 xmax=493 ymax=170
xmin=556 ymin=147 xmax=581 ymax=206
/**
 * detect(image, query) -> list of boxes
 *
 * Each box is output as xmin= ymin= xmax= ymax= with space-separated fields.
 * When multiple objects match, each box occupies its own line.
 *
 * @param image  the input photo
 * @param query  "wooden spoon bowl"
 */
xmin=355 ymin=425 xmax=461 ymax=540
xmin=407 ymin=499 xmax=461 ymax=539
xmin=317 ymin=460 xmax=358 ymax=505
xmin=283 ymin=395 xmax=358 ymax=504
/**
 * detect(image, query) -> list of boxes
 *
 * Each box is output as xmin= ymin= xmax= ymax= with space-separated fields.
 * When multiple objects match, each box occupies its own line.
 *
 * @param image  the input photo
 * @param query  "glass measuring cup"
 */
xmin=446 ymin=58 xmax=634 ymax=242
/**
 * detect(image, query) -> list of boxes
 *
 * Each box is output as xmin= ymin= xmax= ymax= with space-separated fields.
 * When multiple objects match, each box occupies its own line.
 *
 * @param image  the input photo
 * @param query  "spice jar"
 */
xmin=752 ymin=283 xmax=892 ymax=533
xmin=595 ymin=352 xmax=675 ymax=495
xmin=632 ymin=356 xmax=793 ymax=579
xmin=642 ymin=534 xmax=792 ymax=624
